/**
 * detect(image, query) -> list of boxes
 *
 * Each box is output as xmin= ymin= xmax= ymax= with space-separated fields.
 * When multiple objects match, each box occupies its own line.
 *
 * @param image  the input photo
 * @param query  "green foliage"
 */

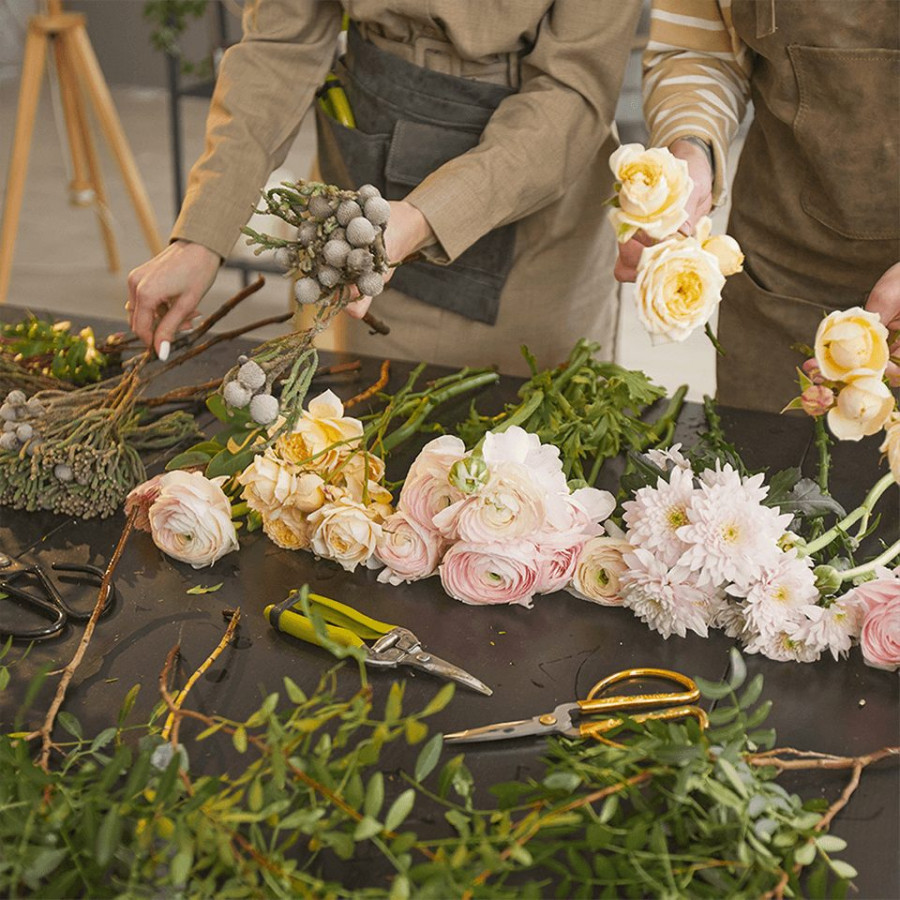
xmin=142 ymin=1 xmax=216 ymax=78
xmin=1 ymin=316 xmax=109 ymax=385
xmin=0 ymin=644 xmax=862 ymax=898
xmin=457 ymin=341 xmax=672 ymax=485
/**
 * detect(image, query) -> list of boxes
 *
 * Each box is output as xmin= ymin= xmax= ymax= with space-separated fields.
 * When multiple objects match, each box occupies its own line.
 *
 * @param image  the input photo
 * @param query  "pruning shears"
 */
xmin=317 ymin=73 xmax=356 ymax=128
xmin=264 ymin=590 xmax=492 ymax=696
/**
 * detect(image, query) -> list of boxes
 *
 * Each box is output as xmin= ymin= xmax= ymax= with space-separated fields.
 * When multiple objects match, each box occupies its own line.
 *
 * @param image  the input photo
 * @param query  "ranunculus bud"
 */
xmin=813 ymin=564 xmax=843 ymax=596
xmin=800 ymin=384 xmax=835 ymax=417
xmin=801 ymin=357 xmax=824 ymax=384
xmin=448 ymin=455 xmax=489 ymax=494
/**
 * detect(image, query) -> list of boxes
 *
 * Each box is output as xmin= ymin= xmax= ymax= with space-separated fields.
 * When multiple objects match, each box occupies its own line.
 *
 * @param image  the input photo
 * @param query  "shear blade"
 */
xmin=444 ymin=716 xmax=557 ymax=743
xmin=403 ymin=650 xmax=493 ymax=696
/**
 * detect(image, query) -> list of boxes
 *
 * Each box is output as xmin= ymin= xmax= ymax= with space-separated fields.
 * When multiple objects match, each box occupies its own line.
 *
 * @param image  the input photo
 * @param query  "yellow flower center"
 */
xmin=666 ymin=506 xmax=688 ymax=529
xmin=621 ymin=160 xmax=661 ymax=188
xmin=721 ymin=523 xmax=739 ymax=543
xmin=667 ymin=269 xmax=704 ymax=312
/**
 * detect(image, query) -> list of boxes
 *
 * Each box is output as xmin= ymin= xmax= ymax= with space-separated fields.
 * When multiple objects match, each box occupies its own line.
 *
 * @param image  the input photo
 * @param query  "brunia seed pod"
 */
xmin=363 ymin=196 xmax=391 ymax=226
xmin=274 ymin=246 xmax=297 ymax=270
xmin=237 ymin=359 xmax=266 ymax=392
xmin=336 ymin=200 xmax=362 ymax=226
xmin=250 ymin=393 xmax=279 ymax=426
xmin=307 ymin=194 xmax=334 ymax=220
xmin=346 ymin=217 xmax=377 ymax=247
xmin=297 ymin=222 xmax=318 ymax=247
xmin=223 ymin=380 xmax=252 ymax=409
xmin=346 ymin=248 xmax=375 ymax=273
xmin=323 ymin=239 xmax=351 ymax=267
xmin=294 ymin=277 xmax=322 ymax=305
xmin=357 ymin=183 xmax=381 ymax=202
xmin=6 ymin=390 xmax=26 ymax=406
xmin=356 ymin=271 xmax=384 ymax=297
xmin=317 ymin=265 xmax=341 ymax=289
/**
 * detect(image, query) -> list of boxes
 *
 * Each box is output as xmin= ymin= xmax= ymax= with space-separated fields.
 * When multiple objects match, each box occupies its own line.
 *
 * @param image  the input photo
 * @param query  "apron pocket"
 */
xmin=314 ymin=103 xmax=391 ymax=194
xmin=790 ymin=44 xmax=900 ymax=240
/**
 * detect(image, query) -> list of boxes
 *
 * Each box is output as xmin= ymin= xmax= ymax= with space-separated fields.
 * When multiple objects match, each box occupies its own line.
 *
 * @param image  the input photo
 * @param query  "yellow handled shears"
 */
xmin=264 ymin=590 xmax=492 ymax=696
xmin=444 ymin=668 xmax=707 ymax=743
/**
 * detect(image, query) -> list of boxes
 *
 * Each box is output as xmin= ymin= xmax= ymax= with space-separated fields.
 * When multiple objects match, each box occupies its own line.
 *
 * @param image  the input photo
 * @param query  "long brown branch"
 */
xmin=344 ymin=360 xmax=390 ymax=409
xmin=31 ymin=508 xmax=137 ymax=770
xmin=187 ymin=277 xmax=266 ymax=343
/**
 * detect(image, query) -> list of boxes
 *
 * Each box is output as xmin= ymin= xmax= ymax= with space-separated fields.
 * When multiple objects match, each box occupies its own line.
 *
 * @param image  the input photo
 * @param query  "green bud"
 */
xmin=813 ymin=565 xmax=842 ymax=596
xmin=449 ymin=455 xmax=489 ymax=494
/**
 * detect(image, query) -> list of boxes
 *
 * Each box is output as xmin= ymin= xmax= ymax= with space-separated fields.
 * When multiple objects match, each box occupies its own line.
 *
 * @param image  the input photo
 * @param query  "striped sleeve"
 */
xmin=643 ymin=0 xmax=752 ymax=204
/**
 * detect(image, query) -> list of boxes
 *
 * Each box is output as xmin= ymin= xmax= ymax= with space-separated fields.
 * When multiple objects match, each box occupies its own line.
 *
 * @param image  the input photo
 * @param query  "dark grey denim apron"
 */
xmin=315 ymin=24 xmax=517 ymax=325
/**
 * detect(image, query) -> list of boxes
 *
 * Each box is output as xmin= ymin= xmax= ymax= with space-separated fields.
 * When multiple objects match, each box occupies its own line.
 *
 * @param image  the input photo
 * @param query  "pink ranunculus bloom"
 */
xmin=398 ymin=435 xmax=466 ymax=530
xmin=125 ymin=473 xmax=165 ymax=533
xmin=843 ymin=570 xmax=900 ymax=616
xmin=439 ymin=541 xmax=540 ymax=607
xmin=859 ymin=592 xmax=900 ymax=672
xmin=375 ymin=511 xmax=446 ymax=585
xmin=147 ymin=471 xmax=239 ymax=569
xmin=535 ymin=539 xmax=584 ymax=594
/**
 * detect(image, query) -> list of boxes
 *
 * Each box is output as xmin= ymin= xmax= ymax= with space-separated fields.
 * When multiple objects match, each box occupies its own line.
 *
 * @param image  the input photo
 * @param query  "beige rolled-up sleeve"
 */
xmin=172 ymin=0 xmax=343 ymax=258
xmin=405 ymin=0 xmax=643 ymax=264
xmin=643 ymin=0 xmax=752 ymax=205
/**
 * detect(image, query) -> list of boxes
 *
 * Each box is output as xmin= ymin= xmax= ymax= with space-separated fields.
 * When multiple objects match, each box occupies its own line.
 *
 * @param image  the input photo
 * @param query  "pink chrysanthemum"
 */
xmin=789 ymin=600 xmax=864 ymax=662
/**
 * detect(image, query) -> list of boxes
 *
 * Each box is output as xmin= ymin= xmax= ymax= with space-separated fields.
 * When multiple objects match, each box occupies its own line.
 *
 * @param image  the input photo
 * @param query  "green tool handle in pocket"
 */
xmin=317 ymin=73 xmax=355 ymax=128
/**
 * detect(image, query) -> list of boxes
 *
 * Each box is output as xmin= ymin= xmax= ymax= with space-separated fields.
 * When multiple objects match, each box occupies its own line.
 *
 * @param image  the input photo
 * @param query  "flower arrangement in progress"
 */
xmin=608 ymin=144 xmax=744 ymax=343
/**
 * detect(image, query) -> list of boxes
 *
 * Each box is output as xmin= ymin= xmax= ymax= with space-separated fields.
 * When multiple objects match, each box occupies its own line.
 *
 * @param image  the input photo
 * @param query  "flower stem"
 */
xmin=814 ymin=416 xmax=831 ymax=495
xmin=803 ymin=472 xmax=895 ymax=556
xmin=837 ymin=537 xmax=900 ymax=582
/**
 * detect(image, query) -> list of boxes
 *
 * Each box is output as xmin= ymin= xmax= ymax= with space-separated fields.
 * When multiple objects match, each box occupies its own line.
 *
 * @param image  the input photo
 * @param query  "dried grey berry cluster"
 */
xmin=222 ymin=357 xmax=280 ymax=424
xmin=245 ymin=180 xmax=391 ymax=307
xmin=0 ymin=389 xmax=45 ymax=454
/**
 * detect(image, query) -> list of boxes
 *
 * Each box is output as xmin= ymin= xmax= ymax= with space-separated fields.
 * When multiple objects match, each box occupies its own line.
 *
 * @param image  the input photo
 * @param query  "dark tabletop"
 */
xmin=1 ymin=307 xmax=897 ymax=898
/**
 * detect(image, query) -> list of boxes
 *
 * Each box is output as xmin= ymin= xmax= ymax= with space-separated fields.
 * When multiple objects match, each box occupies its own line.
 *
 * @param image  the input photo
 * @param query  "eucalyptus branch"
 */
xmin=29 ymin=508 xmax=137 ymax=770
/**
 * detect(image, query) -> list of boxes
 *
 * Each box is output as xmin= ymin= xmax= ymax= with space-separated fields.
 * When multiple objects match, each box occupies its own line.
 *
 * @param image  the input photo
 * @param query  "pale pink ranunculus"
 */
xmin=398 ymin=435 xmax=466 ymax=529
xmin=147 ymin=471 xmax=239 ymax=569
xmin=859 ymin=593 xmax=900 ymax=672
xmin=570 ymin=535 xmax=632 ymax=606
xmin=125 ymin=473 xmax=165 ymax=533
xmin=842 ymin=571 xmax=900 ymax=616
xmin=439 ymin=541 xmax=540 ymax=607
xmin=481 ymin=427 xmax=569 ymax=497
xmin=375 ymin=511 xmax=446 ymax=585
xmin=535 ymin=539 xmax=584 ymax=594
xmin=308 ymin=496 xmax=382 ymax=572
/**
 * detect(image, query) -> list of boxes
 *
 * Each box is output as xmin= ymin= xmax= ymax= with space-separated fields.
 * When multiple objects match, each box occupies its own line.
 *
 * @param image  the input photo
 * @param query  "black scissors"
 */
xmin=0 ymin=552 xmax=115 ymax=640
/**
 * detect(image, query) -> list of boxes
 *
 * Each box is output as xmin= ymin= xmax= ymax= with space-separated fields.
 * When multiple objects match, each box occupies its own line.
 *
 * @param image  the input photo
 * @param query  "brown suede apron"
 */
xmin=717 ymin=0 xmax=899 ymax=411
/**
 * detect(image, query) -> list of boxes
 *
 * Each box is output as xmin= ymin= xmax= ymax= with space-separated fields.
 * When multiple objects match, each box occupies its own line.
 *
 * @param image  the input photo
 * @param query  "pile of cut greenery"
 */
xmin=0 ymin=615 xmax=881 ymax=898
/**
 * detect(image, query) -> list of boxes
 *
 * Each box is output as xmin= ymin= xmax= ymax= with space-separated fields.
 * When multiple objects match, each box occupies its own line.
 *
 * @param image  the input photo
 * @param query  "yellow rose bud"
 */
xmin=814 ymin=307 xmax=890 ymax=382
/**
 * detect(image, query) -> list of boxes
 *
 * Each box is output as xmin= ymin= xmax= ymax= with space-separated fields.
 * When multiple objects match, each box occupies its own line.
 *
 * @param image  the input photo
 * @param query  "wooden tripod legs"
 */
xmin=0 ymin=11 xmax=164 ymax=305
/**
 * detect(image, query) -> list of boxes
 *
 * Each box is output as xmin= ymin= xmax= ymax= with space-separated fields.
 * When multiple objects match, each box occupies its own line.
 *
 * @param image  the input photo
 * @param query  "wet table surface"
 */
xmin=1 ymin=307 xmax=897 ymax=897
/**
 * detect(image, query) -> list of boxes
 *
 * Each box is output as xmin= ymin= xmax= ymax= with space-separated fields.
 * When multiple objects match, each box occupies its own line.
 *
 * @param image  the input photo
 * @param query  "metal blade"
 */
xmin=444 ymin=703 xmax=578 ymax=744
xmin=403 ymin=649 xmax=493 ymax=696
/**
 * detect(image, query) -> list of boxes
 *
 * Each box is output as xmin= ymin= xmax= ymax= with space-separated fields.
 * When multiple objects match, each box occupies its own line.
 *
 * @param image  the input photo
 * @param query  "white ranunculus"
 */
xmin=827 ymin=374 xmax=895 ymax=441
xmin=608 ymin=143 xmax=692 ymax=242
xmin=814 ymin=307 xmax=890 ymax=382
xmin=308 ymin=497 xmax=382 ymax=572
xmin=148 ymin=471 xmax=239 ymax=569
xmin=570 ymin=536 xmax=632 ymax=606
xmin=634 ymin=236 xmax=725 ymax=343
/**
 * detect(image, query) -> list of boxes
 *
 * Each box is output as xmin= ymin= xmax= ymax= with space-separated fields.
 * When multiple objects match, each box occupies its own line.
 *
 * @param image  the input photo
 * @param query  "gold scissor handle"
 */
xmin=579 ymin=705 xmax=709 ymax=739
xmin=579 ymin=668 xmax=700 ymax=714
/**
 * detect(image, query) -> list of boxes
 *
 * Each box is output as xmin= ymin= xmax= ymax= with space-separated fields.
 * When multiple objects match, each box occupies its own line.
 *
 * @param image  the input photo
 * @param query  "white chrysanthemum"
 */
xmin=712 ymin=600 xmax=751 ymax=640
xmin=644 ymin=443 xmax=690 ymax=473
xmin=620 ymin=548 xmax=715 ymax=638
xmin=677 ymin=468 xmax=791 ymax=588
xmin=744 ymin=628 xmax=821 ymax=663
xmin=622 ymin=465 xmax=696 ymax=567
xmin=789 ymin=600 xmax=864 ymax=662
xmin=726 ymin=551 xmax=819 ymax=639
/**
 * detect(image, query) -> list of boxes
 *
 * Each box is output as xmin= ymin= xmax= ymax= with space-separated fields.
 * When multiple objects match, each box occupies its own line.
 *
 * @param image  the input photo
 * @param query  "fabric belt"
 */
xmin=355 ymin=21 xmax=521 ymax=89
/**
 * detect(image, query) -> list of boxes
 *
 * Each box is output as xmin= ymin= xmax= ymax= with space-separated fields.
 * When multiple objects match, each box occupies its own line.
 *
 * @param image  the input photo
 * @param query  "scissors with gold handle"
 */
xmin=444 ymin=668 xmax=707 ymax=744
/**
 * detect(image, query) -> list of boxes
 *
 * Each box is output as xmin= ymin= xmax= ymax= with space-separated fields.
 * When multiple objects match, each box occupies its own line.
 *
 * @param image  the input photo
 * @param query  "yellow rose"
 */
xmin=308 ymin=497 xmax=382 ymax=572
xmin=608 ymin=144 xmax=692 ymax=242
xmin=571 ymin=536 xmax=632 ymax=606
xmin=827 ymin=374 xmax=895 ymax=441
xmin=262 ymin=506 xmax=312 ymax=551
xmin=694 ymin=216 xmax=744 ymax=276
xmin=634 ymin=235 xmax=725 ymax=342
xmin=287 ymin=389 xmax=364 ymax=472
xmin=238 ymin=450 xmax=299 ymax=517
xmin=880 ymin=411 xmax=900 ymax=483
xmin=814 ymin=307 xmax=890 ymax=382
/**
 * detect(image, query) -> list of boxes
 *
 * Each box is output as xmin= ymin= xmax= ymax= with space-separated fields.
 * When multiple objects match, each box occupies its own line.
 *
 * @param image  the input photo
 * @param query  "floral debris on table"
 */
xmin=608 ymin=143 xmax=744 ymax=344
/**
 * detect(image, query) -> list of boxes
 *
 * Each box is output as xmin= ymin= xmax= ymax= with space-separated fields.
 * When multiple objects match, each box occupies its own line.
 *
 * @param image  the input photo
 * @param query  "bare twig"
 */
xmin=362 ymin=311 xmax=390 ymax=336
xmin=344 ymin=360 xmax=390 ymax=409
xmin=30 ymin=508 xmax=138 ymax=770
xmin=143 ymin=377 xmax=223 ymax=408
xmin=185 ymin=277 xmax=266 ymax=343
xmin=161 ymin=609 xmax=242 ymax=744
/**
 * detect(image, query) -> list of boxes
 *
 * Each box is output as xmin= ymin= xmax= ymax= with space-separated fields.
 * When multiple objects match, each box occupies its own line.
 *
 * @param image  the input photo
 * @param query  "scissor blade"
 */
xmin=402 ymin=651 xmax=493 ymax=696
xmin=444 ymin=715 xmax=558 ymax=744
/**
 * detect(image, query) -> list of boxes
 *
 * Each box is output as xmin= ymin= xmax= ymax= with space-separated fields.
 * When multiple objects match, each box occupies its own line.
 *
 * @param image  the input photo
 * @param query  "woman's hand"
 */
xmin=866 ymin=261 xmax=900 ymax=385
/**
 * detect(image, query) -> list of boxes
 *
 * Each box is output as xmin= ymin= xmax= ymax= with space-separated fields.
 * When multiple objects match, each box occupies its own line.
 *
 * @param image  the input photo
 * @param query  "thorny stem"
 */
xmin=814 ymin=416 xmax=831 ymax=495
xmin=161 ymin=609 xmax=242 ymax=744
xmin=29 ymin=508 xmax=137 ymax=771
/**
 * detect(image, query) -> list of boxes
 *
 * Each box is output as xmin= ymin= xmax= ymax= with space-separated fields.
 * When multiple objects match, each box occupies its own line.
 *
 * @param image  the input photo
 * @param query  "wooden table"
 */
xmin=1 ymin=308 xmax=897 ymax=897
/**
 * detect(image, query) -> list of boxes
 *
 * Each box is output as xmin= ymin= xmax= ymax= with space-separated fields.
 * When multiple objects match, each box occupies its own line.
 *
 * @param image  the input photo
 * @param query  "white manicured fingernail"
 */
xmin=158 ymin=340 xmax=170 ymax=361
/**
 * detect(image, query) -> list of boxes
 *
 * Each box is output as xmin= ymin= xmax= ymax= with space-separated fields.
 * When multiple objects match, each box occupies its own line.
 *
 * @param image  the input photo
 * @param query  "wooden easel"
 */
xmin=0 ymin=0 xmax=164 ymax=304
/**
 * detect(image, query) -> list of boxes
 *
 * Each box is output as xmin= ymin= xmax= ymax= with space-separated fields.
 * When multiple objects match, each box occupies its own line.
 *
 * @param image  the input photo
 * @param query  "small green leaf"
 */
xmin=727 ymin=649 xmax=747 ymax=690
xmin=171 ymin=847 xmax=193 ymax=887
xmin=739 ymin=673 xmax=765 ymax=709
xmin=283 ymin=676 xmax=307 ymax=704
xmin=95 ymin=806 xmax=121 ymax=867
xmin=57 ymin=710 xmax=82 ymax=740
xmin=90 ymin=727 xmax=118 ymax=753
xmin=415 ymin=733 xmax=443 ymax=782
xmin=165 ymin=449 xmax=218 ymax=471
xmin=205 ymin=445 xmax=257 ymax=479
xmin=364 ymin=772 xmax=384 ymax=818
xmin=0 ymin=667 xmax=9 ymax=691
xmin=543 ymin=771 xmax=581 ymax=792
xmin=354 ymin=815 xmax=383 ymax=841
xmin=233 ymin=726 xmax=248 ymax=753
xmin=384 ymin=789 xmax=416 ymax=833
xmin=186 ymin=582 xmax=223 ymax=595
xmin=694 ymin=675 xmax=733 ymax=699
xmin=816 ymin=835 xmax=848 ymax=853
xmin=795 ymin=842 xmax=817 ymax=866
xmin=117 ymin=684 xmax=140 ymax=727
xmin=422 ymin=683 xmax=455 ymax=717
xmin=404 ymin=719 xmax=427 ymax=745
xmin=828 ymin=859 xmax=857 ymax=880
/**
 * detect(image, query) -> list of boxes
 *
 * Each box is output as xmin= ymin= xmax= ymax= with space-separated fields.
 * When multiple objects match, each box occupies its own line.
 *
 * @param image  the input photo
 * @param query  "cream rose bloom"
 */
xmin=694 ymin=216 xmax=744 ymax=276
xmin=634 ymin=236 xmax=725 ymax=342
xmin=827 ymin=374 xmax=895 ymax=441
xmin=262 ymin=505 xmax=313 ymax=550
xmin=282 ymin=389 xmax=364 ymax=471
xmin=570 ymin=536 xmax=632 ymax=606
xmin=880 ymin=411 xmax=900 ymax=483
xmin=148 ymin=471 xmax=239 ymax=569
xmin=238 ymin=451 xmax=300 ymax=516
xmin=814 ymin=307 xmax=890 ymax=382
xmin=308 ymin=497 xmax=382 ymax=572
xmin=608 ymin=144 xmax=692 ymax=242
